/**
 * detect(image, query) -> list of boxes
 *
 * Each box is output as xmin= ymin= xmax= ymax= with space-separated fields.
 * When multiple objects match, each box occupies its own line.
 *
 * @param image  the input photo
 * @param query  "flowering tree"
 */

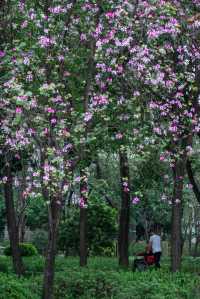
xmin=1 ymin=2 xmax=200 ymax=297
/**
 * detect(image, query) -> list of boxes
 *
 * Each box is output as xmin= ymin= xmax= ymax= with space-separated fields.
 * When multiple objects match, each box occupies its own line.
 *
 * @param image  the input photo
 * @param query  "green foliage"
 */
xmin=0 ymin=256 xmax=10 ymax=273
xmin=31 ymin=229 xmax=48 ymax=255
xmin=26 ymin=198 xmax=48 ymax=230
xmin=129 ymin=241 xmax=146 ymax=256
xmin=0 ymin=273 xmax=40 ymax=299
xmin=23 ymin=256 xmax=44 ymax=275
xmin=54 ymin=270 xmax=119 ymax=299
xmin=58 ymin=195 xmax=117 ymax=256
xmin=53 ymin=258 xmax=200 ymax=299
xmin=0 ymin=256 xmax=199 ymax=298
xmin=4 ymin=243 xmax=38 ymax=257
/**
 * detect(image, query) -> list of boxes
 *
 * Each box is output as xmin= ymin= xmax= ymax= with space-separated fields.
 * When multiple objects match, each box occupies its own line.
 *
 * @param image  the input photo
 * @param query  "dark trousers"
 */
xmin=154 ymin=252 xmax=161 ymax=269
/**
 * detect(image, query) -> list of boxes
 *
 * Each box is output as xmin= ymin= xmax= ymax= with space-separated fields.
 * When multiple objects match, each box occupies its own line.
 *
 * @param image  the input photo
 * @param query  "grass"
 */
xmin=0 ymin=256 xmax=199 ymax=298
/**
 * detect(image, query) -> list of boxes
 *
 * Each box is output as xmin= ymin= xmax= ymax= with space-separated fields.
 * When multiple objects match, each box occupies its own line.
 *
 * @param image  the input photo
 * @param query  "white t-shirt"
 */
xmin=150 ymin=234 xmax=161 ymax=253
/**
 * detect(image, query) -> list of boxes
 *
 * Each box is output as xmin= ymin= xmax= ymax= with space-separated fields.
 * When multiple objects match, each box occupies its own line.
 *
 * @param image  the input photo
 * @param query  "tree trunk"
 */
xmin=42 ymin=197 xmax=61 ymax=299
xmin=194 ymin=238 xmax=199 ymax=257
xmin=19 ymin=216 xmax=26 ymax=243
xmin=80 ymin=207 xmax=87 ymax=266
xmin=194 ymin=208 xmax=200 ymax=257
xmin=79 ymin=175 xmax=88 ymax=267
xmin=118 ymin=150 xmax=130 ymax=268
xmin=3 ymin=165 xmax=24 ymax=276
xmin=186 ymin=159 xmax=200 ymax=204
xmin=171 ymin=158 xmax=185 ymax=272
xmin=188 ymin=227 xmax=192 ymax=256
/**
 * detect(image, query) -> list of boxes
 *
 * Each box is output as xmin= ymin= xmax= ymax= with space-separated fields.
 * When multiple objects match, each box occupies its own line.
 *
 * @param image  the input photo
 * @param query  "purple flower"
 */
xmin=132 ymin=197 xmax=140 ymax=205
xmin=50 ymin=118 xmax=57 ymax=124
xmin=38 ymin=36 xmax=55 ymax=48
xmin=115 ymin=133 xmax=123 ymax=140
xmin=0 ymin=51 xmax=5 ymax=58
xmin=16 ymin=107 xmax=22 ymax=114
xmin=84 ymin=112 xmax=93 ymax=122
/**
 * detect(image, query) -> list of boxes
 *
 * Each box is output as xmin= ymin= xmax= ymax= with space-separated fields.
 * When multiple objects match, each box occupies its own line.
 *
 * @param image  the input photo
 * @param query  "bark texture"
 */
xmin=4 ymin=165 xmax=24 ymax=276
xmin=118 ymin=150 xmax=130 ymax=267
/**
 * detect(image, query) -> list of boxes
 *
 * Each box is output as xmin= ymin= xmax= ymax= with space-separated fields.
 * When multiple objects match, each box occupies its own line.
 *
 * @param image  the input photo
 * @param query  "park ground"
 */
xmin=0 ymin=255 xmax=200 ymax=299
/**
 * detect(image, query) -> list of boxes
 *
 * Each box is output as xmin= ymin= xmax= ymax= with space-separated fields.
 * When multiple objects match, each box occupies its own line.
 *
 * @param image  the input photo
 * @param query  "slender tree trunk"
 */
xmin=80 ymin=207 xmax=87 ymax=266
xmin=186 ymin=159 xmax=200 ymax=204
xmin=194 ymin=208 xmax=200 ymax=257
xmin=19 ymin=165 xmax=27 ymax=243
xmin=194 ymin=238 xmax=199 ymax=257
xmin=188 ymin=227 xmax=192 ymax=256
xmin=118 ymin=150 xmax=130 ymax=267
xmin=19 ymin=216 xmax=26 ymax=243
xmin=4 ymin=165 xmax=24 ymax=276
xmin=42 ymin=197 xmax=61 ymax=299
xmin=171 ymin=158 xmax=185 ymax=272
xmin=79 ymin=174 xmax=88 ymax=267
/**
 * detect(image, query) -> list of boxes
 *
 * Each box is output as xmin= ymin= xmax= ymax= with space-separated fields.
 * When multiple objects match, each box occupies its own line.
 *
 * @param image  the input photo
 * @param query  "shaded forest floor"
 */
xmin=0 ymin=256 xmax=200 ymax=298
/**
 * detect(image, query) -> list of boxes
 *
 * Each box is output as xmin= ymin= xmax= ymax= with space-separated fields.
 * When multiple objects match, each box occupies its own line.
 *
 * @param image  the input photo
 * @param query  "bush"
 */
xmin=129 ymin=241 xmax=146 ymax=256
xmin=58 ymin=195 xmax=117 ymax=256
xmin=4 ymin=243 xmax=38 ymax=257
xmin=23 ymin=256 xmax=44 ymax=274
xmin=31 ymin=229 xmax=48 ymax=255
xmin=54 ymin=270 xmax=119 ymax=299
xmin=0 ymin=273 xmax=40 ymax=299
xmin=53 ymin=265 xmax=200 ymax=299
xmin=0 ymin=256 xmax=10 ymax=273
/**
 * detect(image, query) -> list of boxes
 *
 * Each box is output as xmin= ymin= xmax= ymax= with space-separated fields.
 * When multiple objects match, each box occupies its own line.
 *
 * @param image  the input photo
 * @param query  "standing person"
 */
xmin=148 ymin=226 xmax=162 ymax=269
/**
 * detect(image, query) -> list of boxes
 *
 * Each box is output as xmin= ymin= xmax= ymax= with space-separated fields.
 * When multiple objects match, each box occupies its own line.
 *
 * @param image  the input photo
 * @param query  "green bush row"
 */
xmin=4 ymin=243 xmax=38 ymax=257
xmin=0 ymin=273 xmax=40 ymax=299
xmin=0 ymin=256 xmax=199 ymax=298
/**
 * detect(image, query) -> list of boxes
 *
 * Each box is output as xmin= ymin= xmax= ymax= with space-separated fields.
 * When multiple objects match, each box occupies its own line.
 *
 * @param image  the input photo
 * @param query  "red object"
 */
xmin=145 ymin=255 xmax=155 ymax=265
xmin=136 ymin=251 xmax=155 ymax=265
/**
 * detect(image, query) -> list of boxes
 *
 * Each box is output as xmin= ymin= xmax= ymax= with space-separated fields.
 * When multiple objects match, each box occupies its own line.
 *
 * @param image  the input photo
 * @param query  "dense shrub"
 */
xmin=31 ymin=229 xmax=48 ymax=255
xmin=53 ymin=265 xmax=200 ymax=299
xmin=23 ymin=256 xmax=44 ymax=275
xmin=54 ymin=270 xmax=119 ymax=299
xmin=0 ymin=273 xmax=40 ymax=299
xmin=129 ymin=241 xmax=146 ymax=256
xmin=4 ymin=243 xmax=38 ymax=257
xmin=0 ymin=256 xmax=10 ymax=273
xmin=58 ymin=196 xmax=117 ymax=256
xmin=0 ymin=256 xmax=199 ymax=298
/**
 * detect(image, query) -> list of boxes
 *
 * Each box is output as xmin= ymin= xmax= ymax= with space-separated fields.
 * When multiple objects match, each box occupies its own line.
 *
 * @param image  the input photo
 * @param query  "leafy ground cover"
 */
xmin=0 ymin=256 xmax=199 ymax=299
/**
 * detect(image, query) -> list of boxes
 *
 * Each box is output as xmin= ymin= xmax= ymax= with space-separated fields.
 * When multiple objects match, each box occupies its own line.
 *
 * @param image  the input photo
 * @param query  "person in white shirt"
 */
xmin=148 ymin=226 xmax=162 ymax=269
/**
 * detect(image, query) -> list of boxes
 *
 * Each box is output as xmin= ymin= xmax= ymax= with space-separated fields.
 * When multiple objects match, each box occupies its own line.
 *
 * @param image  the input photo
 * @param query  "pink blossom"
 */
xmin=80 ymin=33 xmax=87 ymax=41
xmin=75 ymin=176 xmax=81 ymax=182
xmin=16 ymin=107 xmax=22 ymax=114
xmin=46 ymin=107 xmax=55 ymax=113
xmin=159 ymin=155 xmax=165 ymax=161
xmin=115 ymin=133 xmax=123 ymax=140
xmin=51 ymin=118 xmax=57 ymax=124
xmin=0 ymin=50 xmax=5 ymax=58
xmin=132 ymin=197 xmax=140 ymax=205
xmin=21 ymin=20 xmax=28 ymax=28
xmin=175 ymin=199 xmax=181 ymax=204
xmin=2 ymin=176 xmax=8 ymax=183
xmin=79 ymin=197 xmax=87 ymax=208
xmin=44 ymin=128 xmax=49 ymax=135
xmin=38 ymin=36 xmax=55 ymax=48
xmin=84 ymin=112 xmax=92 ymax=122
xmin=105 ymin=11 xmax=115 ymax=19
xmin=63 ymin=71 xmax=71 ymax=77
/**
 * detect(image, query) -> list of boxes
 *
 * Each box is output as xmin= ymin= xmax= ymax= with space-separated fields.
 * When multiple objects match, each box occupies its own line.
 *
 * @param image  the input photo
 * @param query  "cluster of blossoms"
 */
xmin=122 ymin=178 xmax=130 ymax=193
xmin=1 ymin=0 xmax=200 ymax=207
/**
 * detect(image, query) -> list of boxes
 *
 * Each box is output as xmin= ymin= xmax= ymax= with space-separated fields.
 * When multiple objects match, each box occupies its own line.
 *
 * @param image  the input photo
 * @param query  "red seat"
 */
xmin=145 ymin=255 xmax=155 ymax=265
